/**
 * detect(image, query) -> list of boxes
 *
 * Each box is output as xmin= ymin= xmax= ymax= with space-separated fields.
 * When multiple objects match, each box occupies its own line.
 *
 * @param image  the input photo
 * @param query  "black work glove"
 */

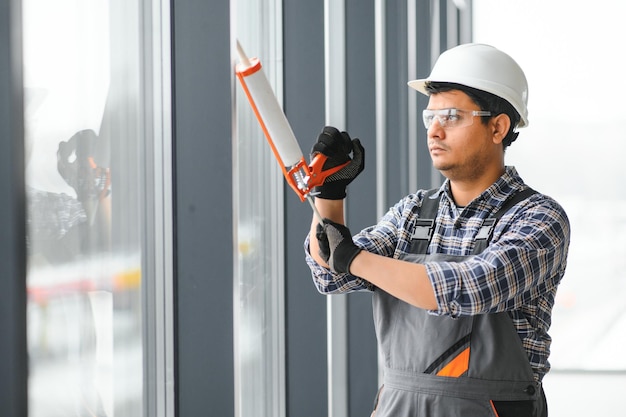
xmin=310 ymin=126 xmax=365 ymax=200
xmin=315 ymin=219 xmax=362 ymax=274
xmin=316 ymin=223 xmax=331 ymax=264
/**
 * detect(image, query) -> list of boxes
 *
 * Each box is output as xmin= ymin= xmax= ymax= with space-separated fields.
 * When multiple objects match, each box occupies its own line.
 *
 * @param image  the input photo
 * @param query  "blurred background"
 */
xmin=1 ymin=0 xmax=623 ymax=416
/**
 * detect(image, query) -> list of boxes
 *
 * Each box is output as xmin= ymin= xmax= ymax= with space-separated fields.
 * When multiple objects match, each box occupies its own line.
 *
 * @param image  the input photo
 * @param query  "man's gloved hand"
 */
xmin=311 ymin=126 xmax=365 ymax=200
xmin=315 ymin=219 xmax=361 ymax=274
xmin=315 ymin=223 xmax=331 ymax=264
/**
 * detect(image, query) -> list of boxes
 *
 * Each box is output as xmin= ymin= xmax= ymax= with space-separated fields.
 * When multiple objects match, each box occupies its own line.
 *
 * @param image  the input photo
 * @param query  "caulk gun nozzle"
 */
xmin=236 ymin=39 xmax=251 ymax=67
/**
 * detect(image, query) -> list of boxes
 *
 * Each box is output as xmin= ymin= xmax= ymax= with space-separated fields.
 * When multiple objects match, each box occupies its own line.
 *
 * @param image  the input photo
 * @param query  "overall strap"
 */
xmin=410 ymin=188 xmax=440 ymax=254
xmin=493 ymin=187 xmax=537 ymax=219
xmin=472 ymin=187 xmax=537 ymax=254
xmin=410 ymin=187 xmax=537 ymax=255
xmin=418 ymin=188 xmax=441 ymax=218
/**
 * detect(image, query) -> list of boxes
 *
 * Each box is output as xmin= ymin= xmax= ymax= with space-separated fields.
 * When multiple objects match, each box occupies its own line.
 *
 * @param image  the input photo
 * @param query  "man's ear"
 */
xmin=491 ymin=114 xmax=511 ymax=145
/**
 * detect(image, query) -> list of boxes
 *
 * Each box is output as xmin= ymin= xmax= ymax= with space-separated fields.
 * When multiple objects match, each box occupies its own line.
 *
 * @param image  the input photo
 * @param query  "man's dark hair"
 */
xmin=424 ymin=81 xmax=521 ymax=148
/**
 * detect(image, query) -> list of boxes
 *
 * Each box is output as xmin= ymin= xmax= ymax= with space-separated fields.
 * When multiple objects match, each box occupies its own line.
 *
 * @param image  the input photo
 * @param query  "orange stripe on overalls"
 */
xmin=436 ymin=347 xmax=470 ymax=378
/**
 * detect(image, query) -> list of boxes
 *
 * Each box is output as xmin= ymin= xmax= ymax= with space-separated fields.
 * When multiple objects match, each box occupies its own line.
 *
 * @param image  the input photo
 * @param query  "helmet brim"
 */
xmin=407 ymin=79 xmax=428 ymax=96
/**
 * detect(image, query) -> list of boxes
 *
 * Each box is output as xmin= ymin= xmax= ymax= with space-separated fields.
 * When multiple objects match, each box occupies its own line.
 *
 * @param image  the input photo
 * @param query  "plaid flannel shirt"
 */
xmin=304 ymin=166 xmax=570 ymax=380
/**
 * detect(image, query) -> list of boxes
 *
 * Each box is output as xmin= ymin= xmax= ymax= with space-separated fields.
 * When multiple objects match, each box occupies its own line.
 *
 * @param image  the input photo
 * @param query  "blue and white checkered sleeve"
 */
xmin=426 ymin=195 xmax=570 ymax=317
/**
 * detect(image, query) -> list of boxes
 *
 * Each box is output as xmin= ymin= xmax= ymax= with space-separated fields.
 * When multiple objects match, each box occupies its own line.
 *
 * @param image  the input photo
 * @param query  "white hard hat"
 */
xmin=408 ymin=43 xmax=529 ymax=128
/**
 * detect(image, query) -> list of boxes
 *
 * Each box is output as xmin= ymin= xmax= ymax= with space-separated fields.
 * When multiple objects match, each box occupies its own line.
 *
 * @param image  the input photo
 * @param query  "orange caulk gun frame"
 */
xmin=285 ymin=153 xmax=348 ymax=202
xmin=235 ymin=41 xmax=348 ymax=206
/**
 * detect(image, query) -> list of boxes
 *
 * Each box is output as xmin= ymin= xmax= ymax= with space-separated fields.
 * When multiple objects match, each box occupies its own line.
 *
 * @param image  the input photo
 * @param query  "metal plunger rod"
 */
xmin=293 ymin=169 xmax=324 ymax=224
xmin=307 ymin=197 xmax=325 ymax=225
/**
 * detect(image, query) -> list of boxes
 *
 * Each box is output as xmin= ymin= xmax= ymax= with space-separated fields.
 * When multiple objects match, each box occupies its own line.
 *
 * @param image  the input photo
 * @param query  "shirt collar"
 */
xmin=428 ymin=166 xmax=527 ymax=209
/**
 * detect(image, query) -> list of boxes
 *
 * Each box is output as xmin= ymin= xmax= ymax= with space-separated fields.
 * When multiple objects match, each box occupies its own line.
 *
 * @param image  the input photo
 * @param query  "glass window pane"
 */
xmin=23 ymin=1 xmax=159 ymax=415
xmin=234 ymin=1 xmax=286 ymax=416
xmin=474 ymin=0 xmax=626 ymax=372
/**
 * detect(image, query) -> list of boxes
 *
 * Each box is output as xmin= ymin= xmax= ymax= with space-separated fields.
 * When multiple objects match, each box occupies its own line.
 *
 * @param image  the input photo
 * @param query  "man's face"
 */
xmin=425 ymin=90 xmax=501 ymax=182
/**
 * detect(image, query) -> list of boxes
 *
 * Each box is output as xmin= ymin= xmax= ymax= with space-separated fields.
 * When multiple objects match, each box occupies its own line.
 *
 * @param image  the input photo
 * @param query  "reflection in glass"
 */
xmin=24 ymin=0 xmax=145 ymax=415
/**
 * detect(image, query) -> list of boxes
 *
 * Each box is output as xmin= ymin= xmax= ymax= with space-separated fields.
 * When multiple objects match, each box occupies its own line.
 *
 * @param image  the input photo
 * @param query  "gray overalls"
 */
xmin=371 ymin=188 xmax=547 ymax=417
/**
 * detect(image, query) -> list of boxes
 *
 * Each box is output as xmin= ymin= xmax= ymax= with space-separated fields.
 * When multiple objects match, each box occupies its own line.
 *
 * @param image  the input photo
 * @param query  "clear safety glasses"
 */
xmin=422 ymin=108 xmax=492 ymax=129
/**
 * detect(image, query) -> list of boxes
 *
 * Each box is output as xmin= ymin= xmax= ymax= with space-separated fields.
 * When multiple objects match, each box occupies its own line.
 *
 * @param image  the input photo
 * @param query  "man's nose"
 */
xmin=427 ymin=116 xmax=445 ymax=133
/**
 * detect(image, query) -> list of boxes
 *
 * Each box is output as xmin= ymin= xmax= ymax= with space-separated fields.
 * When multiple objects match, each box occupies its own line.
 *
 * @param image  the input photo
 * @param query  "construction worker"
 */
xmin=306 ymin=43 xmax=570 ymax=416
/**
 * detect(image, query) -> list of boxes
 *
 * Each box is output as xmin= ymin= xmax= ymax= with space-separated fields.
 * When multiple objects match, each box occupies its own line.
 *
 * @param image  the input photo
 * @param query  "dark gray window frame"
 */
xmin=0 ymin=0 xmax=28 ymax=416
xmin=170 ymin=0 xmax=234 ymax=415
